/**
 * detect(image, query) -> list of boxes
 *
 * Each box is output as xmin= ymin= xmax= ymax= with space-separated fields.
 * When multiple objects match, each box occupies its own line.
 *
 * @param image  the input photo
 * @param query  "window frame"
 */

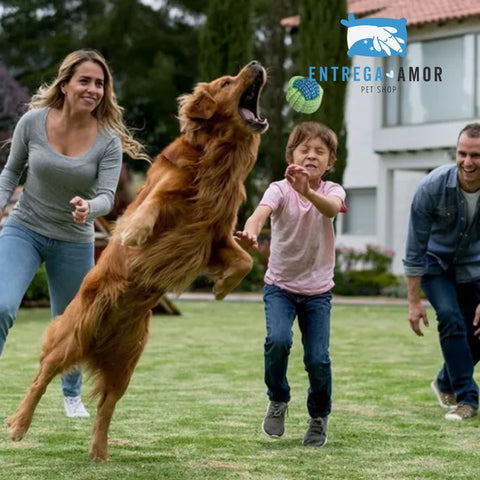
xmin=382 ymin=33 xmax=479 ymax=127
xmin=341 ymin=187 xmax=377 ymax=235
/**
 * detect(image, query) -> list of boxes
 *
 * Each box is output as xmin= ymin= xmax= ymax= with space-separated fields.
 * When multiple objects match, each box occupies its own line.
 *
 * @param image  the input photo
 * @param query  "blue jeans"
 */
xmin=263 ymin=283 xmax=332 ymax=418
xmin=0 ymin=219 xmax=94 ymax=397
xmin=421 ymin=270 xmax=480 ymax=408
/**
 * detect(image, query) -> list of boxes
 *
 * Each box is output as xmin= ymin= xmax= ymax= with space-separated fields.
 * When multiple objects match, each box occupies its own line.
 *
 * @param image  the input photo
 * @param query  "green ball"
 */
xmin=286 ymin=89 xmax=307 ymax=112
xmin=286 ymin=76 xmax=323 ymax=114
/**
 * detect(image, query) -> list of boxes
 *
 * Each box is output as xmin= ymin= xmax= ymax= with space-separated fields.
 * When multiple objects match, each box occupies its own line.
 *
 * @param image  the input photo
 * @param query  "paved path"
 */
xmin=170 ymin=292 xmax=430 ymax=307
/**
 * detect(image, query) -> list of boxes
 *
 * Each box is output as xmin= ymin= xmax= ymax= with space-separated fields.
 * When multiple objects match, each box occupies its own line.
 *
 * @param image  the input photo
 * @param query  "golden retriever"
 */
xmin=7 ymin=61 xmax=268 ymax=461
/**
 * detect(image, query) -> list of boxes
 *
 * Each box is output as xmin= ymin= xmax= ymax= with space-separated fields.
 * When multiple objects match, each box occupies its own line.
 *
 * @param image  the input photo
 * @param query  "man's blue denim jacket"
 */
xmin=403 ymin=164 xmax=480 ymax=283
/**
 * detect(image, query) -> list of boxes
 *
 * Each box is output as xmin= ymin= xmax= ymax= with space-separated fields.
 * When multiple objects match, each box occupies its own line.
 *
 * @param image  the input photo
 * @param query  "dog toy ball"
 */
xmin=286 ymin=76 xmax=323 ymax=114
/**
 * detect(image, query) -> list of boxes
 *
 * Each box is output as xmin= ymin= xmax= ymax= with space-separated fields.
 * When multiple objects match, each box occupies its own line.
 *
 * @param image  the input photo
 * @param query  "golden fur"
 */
xmin=7 ymin=62 xmax=267 ymax=461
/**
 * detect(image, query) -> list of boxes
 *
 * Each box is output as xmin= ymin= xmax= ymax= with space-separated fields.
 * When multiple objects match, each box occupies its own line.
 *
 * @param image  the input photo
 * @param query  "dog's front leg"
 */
xmin=118 ymin=202 xmax=160 ymax=247
xmin=209 ymin=238 xmax=253 ymax=300
xmin=117 ymin=168 xmax=180 ymax=247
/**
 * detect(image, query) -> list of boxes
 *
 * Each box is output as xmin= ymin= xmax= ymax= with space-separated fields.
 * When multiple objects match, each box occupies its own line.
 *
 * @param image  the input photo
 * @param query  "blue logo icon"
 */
xmin=341 ymin=13 xmax=407 ymax=57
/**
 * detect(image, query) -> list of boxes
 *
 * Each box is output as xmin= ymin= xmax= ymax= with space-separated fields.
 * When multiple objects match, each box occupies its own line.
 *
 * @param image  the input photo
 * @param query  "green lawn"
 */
xmin=1 ymin=301 xmax=479 ymax=480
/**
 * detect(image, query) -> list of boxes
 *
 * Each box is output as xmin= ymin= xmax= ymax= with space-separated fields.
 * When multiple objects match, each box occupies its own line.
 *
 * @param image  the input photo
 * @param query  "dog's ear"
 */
xmin=183 ymin=90 xmax=217 ymax=120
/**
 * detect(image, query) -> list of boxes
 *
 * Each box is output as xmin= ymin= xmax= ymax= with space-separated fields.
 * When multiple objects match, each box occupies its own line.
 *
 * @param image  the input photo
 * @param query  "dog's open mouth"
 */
xmin=239 ymin=70 xmax=268 ymax=132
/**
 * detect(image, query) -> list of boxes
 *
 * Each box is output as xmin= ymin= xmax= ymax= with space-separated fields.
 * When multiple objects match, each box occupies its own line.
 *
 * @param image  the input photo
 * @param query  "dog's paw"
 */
xmin=89 ymin=445 xmax=108 ymax=462
xmin=119 ymin=225 xmax=153 ymax=247
xmin=213 ymin=279 xmax=228 ymax=301
xmin=7 ymin=418 xmax=26 ymax=442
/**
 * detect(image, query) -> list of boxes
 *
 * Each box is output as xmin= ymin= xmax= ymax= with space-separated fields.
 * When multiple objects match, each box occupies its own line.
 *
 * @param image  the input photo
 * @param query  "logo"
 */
xmin=340 ymin=13 xmax=407 ymax=57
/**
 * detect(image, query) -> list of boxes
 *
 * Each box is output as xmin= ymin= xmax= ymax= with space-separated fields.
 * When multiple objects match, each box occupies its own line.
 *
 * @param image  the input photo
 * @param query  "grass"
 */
xmin=1 ymin=301 xmax=480 ymax=479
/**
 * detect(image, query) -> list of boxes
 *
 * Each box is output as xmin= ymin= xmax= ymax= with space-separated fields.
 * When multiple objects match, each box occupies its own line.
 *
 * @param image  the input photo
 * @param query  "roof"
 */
xmin=280 ymin=0 xmax=480 ymax=28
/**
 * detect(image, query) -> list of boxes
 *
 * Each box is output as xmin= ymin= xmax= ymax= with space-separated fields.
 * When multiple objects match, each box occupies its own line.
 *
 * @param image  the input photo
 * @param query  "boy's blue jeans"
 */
xmin=263 ymin=283 xmax=332 ymax=418
xmin=421 ymin=271 xmax=480 ymax=408
xmin=0 ymin=219 xmax=94 ymax=397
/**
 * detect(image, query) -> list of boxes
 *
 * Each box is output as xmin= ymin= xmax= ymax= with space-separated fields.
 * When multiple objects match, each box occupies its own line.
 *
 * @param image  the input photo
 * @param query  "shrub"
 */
xmin=334 ymin=244 xmax=398 ymax=296
xmin=336 ymin=244 xmax=395 ymax=273
xmin=333 ymin=270 xmax=398 ymax=296
xmin=381 ymin=275 xmax=410 ymax=299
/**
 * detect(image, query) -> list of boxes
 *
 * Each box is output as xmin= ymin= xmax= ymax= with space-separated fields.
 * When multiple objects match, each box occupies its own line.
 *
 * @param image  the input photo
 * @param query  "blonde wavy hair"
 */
xmin=29 ymin=49 xmax=150 ymax=162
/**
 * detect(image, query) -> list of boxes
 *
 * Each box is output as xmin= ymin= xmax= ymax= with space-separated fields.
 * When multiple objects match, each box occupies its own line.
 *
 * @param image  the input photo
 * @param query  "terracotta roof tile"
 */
xmin=350 ymin=0 xmax=390 ymax=16
xmin=368 ymin=0 xmax=480 ymax=26
xmin=282 ymin=0 xmax=480 ymax=28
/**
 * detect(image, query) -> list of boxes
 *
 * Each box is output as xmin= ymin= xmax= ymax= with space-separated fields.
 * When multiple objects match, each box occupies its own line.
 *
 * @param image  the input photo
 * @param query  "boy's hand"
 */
xmin=234 ymin=230 xmax=258 ymax=250
xmin=286 ymin=164 xmax=310 ymax=196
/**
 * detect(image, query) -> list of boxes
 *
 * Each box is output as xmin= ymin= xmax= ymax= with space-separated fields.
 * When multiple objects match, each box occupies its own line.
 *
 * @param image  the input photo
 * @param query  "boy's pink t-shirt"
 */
xmin=260 ymin=179 xmax=346 ymax=295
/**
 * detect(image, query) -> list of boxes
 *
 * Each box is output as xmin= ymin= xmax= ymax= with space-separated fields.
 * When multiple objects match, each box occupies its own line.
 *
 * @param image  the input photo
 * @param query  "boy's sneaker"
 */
xmin=262 ymin=401 xmax=288 ymax=437
xmin=444 ymin=404 xmax=477 ymax=421
xmin=303 ymin=416 xmax=328 ymax=447
xmin=64 ymin=395 xmax=90 ymax=418
xmin=431 ymin=380 xmax=456 ymax=409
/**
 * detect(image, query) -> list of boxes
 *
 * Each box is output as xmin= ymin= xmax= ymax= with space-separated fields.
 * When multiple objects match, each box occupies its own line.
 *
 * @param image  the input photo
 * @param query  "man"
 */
xmin=404 ymin=123 xmax=480 ymax=421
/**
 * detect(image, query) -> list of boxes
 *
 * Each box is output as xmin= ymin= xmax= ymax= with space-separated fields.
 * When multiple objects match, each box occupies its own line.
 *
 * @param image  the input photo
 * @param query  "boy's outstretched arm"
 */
xmin=235 ymin=205 xmax=272 ymax=250
xmin=304 ymin=188 xmax=343 ymax=218
xmin=286 ymin=165 xmax=343 ymax=218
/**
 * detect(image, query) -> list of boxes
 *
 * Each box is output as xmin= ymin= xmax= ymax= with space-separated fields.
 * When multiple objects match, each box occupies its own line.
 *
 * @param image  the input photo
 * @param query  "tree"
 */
xmin=0 ymin=62 xmax=28 ymax=170
xmin=198 ymin=0 xmax=257 ymax=224
xmin=0 ymin=0 xmax=203 ymax=169
xmin=198 ymin=0 xmax=254 ymax=81
xmin=253 ymin=0 xmax=291 ymax=185
xmin=298 ymin=0 xmax=350 ymax=185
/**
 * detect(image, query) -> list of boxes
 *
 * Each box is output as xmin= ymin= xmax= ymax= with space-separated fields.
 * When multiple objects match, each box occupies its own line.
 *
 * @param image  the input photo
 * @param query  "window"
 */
xmin=342 ymin=188 xmax=377 ymax=235
xmin=384 ymin=34 xmax=477 ymax=126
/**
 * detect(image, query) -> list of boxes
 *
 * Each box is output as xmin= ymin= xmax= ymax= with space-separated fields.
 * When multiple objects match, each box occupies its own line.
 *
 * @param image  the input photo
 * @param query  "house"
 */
xmin=283 ymin=0 xmax=480 ymax=273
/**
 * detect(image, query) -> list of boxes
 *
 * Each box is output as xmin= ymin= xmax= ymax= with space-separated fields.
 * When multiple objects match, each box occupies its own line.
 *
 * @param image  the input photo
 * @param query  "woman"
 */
xmin=0 ymin=49 xmax=148 ymax=418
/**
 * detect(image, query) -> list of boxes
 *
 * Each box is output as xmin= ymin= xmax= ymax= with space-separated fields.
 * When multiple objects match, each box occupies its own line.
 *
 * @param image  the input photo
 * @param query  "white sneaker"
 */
xmin=444 ymin=403 xmax=477 ymax=421
xmin=63 ymin=395 xmax=90 ymax=418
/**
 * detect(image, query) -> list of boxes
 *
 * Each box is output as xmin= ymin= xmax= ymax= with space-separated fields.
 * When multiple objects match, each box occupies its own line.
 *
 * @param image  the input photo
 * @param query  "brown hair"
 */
xmin=285 ymin=121 xmax=338 ymax=165
xmin=458 ymin=123 xmax=480 ymax=143
xmin=29 ymin=49 xmax=149 ymax=162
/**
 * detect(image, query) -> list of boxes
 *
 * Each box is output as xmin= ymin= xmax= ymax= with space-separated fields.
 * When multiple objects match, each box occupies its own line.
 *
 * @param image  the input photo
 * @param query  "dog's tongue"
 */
xmin=240 ymin=108 xmax=255 ymax=121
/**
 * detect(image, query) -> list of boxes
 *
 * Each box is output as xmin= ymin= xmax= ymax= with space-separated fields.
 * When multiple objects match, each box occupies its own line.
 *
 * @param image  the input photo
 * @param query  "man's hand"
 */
xmin=473 ymin=304 xmax=480 ymax=337
xmin=234 ymin=230 xmax=258 ymax=250
xmin=0 ymin=208 xmax=3 ymax=221
xmin=70 ymin=197 xmax=90 ymax=224
xmin=408 ymin=301 xmax=429 ymax=336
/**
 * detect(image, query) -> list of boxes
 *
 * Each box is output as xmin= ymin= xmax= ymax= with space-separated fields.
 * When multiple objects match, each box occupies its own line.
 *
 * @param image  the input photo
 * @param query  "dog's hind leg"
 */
xmin=7 ymin=317 xmax=82 ymax=441
xmin=7 ymin=352 xmax=62 ymax=441
xmin=89 ymin=311 xmax=150 ymax=461
xmin=89 ymin=383 xmax=124 ymax=462
xmin=89 ymin=361 xmax=140 ymax=462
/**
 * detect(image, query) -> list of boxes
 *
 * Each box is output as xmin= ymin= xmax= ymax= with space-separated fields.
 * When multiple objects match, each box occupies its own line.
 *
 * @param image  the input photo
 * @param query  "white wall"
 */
xmin=391 ymin=169 xmax=427 ymax=273
xmin=342 ymin=56 xmax=380 ymax=190
xmin=338 ymin=21 xmax=480 ymax=275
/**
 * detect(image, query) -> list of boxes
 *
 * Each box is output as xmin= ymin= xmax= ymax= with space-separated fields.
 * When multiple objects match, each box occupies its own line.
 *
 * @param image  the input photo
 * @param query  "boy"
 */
xmin=237 ymin=122 xmax=346 ymax=446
